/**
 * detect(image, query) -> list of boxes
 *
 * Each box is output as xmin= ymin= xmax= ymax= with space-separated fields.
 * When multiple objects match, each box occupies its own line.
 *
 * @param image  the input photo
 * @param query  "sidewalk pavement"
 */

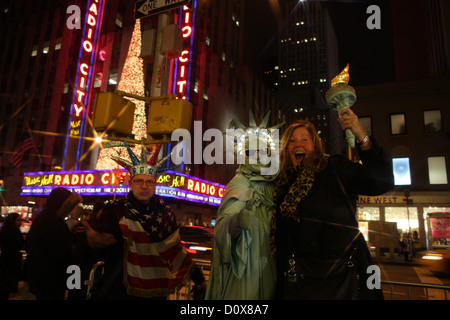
xmin=372 ymin=252 xmax=419 ymax=266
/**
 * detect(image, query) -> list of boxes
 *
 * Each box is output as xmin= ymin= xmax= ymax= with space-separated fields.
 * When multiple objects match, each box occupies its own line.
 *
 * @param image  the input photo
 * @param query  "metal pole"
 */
xmin=404 ymin=190 xmax=413 ymax=261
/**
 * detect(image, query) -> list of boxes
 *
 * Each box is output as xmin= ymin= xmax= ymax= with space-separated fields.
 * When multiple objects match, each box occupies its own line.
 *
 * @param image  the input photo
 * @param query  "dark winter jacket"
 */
xmin=274 ymin=140 xmax=394 ymax=299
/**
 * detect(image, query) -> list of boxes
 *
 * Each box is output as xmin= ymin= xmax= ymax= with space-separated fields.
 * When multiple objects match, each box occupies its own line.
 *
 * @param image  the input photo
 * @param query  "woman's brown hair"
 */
xmin=278 ymin=120 xmax=328 ymax=180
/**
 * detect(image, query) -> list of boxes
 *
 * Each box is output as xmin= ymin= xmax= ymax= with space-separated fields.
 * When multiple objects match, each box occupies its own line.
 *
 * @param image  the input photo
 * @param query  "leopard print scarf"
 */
xmin=270 ymin=164 xmax=316 ymax=258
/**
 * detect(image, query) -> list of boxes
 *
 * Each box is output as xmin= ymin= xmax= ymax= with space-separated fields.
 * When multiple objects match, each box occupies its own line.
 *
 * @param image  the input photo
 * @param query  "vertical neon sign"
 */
xmin=170 ymin=1 xmax=196 ymax=172
xmin=173 ymin=1 xmax=196 ymax=100
xmin=63 ymin=0 xmax=105 ymax=170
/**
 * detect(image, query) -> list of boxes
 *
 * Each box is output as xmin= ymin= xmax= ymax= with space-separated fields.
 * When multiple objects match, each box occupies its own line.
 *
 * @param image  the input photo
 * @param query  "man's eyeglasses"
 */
xmin=132 ymin=179 xmax=156 ymax=187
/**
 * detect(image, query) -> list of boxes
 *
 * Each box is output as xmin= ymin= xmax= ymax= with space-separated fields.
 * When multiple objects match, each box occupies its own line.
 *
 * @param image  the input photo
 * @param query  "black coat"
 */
xmin=0 ymin=216 xmax=24 ymax=298
xmin=25 ymin=210 xmax=73 ymax=298
xmin=274 ymin=141 xmax=394 ymax=299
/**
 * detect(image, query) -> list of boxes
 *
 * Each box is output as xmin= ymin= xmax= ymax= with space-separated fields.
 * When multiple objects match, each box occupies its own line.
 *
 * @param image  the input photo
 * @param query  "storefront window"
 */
xmin=1 ymin=206 xmax=33 ymax=219
xmin=357 ymin=207 xmax=380 ymax=221
xmin=424 ymin=207 xmax=450 ymax=248
xmin=357 ymin=207 xmax=380 ymax=243
xmin=385 ymin=206 xmax=418 ymax=233
xmin=424 ymin=207 xmax=450 ymax=215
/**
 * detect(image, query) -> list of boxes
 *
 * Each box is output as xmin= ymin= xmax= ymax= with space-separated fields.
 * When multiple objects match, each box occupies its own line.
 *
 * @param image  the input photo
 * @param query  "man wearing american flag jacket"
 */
xmin=82 ymin=142 xmax=206 ymax=300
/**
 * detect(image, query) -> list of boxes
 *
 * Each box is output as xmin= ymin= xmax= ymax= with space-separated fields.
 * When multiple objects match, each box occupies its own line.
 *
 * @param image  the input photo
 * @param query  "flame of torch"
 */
xmin=325 ymin=63 xmax=356 ymax=148
xmin=331 ymin=63 xmax=350 ymax=87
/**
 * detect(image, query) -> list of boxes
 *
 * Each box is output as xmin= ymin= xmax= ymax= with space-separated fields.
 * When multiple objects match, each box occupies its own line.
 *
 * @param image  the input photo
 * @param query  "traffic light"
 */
xmin=0 ymin=179 xmax=4 ymax=191
xmin=92 ymin=92 xmax=136 ymax=136
xmin=148 ymin=98 xmax=193 ymax=137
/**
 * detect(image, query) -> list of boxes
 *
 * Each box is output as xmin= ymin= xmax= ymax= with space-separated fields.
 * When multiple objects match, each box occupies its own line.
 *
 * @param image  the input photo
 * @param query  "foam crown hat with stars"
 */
xmin=110 ymin=141 xmax=175 ymax=179
xmin=232 ymin=110 xmax=285 ymax=156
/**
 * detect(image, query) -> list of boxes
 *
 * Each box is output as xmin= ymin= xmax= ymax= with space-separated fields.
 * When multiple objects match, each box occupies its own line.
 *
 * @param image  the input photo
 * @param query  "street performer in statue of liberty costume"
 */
xmin=206 ymin=112 xmax=284 ymax=300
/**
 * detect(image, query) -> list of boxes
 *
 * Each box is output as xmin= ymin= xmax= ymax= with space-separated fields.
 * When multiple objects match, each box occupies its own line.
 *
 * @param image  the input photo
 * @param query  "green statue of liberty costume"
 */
xmin=206 ymin=112 xmax=284 ymax=300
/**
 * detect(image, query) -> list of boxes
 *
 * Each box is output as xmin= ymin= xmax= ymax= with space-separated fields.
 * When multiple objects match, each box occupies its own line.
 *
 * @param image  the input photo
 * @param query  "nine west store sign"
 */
xmin=358 ymin=193 xmax=450 ymax=206
xmin=358 ymin=195 xmax=399 ymax=205
xmin=21 ymin=169 xmax=225 ymax=206
xmin=357 ymin=191 xmax=450 ymax=250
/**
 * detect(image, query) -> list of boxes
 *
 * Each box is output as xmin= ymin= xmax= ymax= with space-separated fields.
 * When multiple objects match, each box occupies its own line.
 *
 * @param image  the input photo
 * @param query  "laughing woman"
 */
xmin=270 ymin=109 xmax=394 ymax=300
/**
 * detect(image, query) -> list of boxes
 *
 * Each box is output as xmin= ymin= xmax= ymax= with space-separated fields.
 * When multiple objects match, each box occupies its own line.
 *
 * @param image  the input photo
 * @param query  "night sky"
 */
xmin=245 ymin=0 xmax=395 ymax=86
xmin=324 ymin=0 xmax=395 ymax=86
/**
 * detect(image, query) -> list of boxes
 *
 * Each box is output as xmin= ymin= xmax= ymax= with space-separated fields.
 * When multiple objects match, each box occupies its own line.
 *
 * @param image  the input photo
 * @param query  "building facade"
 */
xmin=354 ymin=77 xmax=450 ymax=251
xmin=0 ymin=0 xmax=281 ymax=227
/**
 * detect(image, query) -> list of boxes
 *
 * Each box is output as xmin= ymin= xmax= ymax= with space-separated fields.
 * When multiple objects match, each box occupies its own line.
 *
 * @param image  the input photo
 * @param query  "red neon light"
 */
xmin=89 ymin=2 xmax=98 ymax=14
xmin=74 ymin=104 xmax=84 ymax=117
xmin=186 ymin=178 xmax=224 ymax=198
xmin=83 ymin=40 xmax=93 ymax=52
xmin=80 ymin=63 xmax=89 ymax=75
xmin=177 ymin=80 xmax=187 ymax=93
xmin=179 ymin=50 xmax=189 ymax=63
xmin=182 ymin=26 xmax=192 ymax=37
xmin=99 ymin=50 xmax=106 ymax=61
xmin=174 ymin=5 xmax=193 ymax=99
xmin=76 ymin=90 xmax=85 ymax=102
xmin=71 ymin=0 xmax=101 ymax=121
xmin=54 ymin=173 xmax=95 ymax=186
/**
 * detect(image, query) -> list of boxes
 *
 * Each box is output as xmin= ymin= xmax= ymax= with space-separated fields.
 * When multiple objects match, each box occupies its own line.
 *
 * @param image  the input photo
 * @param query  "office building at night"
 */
xmin=271 ymin=0 xmax=343 ymax=155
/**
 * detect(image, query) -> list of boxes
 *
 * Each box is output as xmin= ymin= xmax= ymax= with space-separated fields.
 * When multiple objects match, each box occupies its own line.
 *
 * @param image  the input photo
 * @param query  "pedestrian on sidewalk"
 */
xmin=24 ymin=187 xmax=82 ymax=300
xmin=0 ymin=213 xmax=25 ymax=300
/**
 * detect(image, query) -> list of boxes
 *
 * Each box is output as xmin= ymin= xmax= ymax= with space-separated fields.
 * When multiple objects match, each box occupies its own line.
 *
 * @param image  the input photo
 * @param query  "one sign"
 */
xmin=20 ymin=170 xmax=225 ymax=206
xmin=134 ymin=0 xmax=190 ymax=19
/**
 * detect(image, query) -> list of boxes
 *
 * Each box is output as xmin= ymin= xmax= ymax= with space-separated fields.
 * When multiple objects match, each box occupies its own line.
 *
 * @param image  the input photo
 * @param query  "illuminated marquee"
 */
xmin=21 ymin=170 xmax=225 ymax=206
xmin=63 ymin=0 xmax=105 ymax=170
xmin=174 ymin=2 xmax=196 ymax=99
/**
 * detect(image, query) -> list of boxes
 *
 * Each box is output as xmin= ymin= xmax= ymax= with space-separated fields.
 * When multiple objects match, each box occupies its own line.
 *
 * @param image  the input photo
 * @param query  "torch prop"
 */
xmin=325 ymin=64 xmax=357 ymax=148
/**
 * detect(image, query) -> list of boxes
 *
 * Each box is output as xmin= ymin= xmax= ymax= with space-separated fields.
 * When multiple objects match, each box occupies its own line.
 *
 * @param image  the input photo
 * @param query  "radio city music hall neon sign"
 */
xmin=64 ymin=0 xmax=105 ymax=168
xmin=175 ymin=4 xmax=195 ymax=99
xmin=72 ymin=0 xmax=104 ymax=125
xmin=21 ymin=170 xmax=225 ymax=205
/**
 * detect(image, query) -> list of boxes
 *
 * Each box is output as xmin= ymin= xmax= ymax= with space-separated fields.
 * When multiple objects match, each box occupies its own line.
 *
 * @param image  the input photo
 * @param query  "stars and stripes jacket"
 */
xmin=90 ymin=192 xmax=194 ymax=298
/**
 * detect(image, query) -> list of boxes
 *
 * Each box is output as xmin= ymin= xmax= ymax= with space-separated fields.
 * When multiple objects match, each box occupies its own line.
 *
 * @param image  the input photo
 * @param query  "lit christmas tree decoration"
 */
xmin=95 ymin=19 xmax=148 ymax=170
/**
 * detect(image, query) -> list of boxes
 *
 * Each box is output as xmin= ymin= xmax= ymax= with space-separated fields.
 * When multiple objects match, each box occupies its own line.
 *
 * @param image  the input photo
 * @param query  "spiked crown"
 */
xmin=110 ymin=141 xmax=174 ymax=179
xmin=232 ymin=111 xmax=285 ymax=155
